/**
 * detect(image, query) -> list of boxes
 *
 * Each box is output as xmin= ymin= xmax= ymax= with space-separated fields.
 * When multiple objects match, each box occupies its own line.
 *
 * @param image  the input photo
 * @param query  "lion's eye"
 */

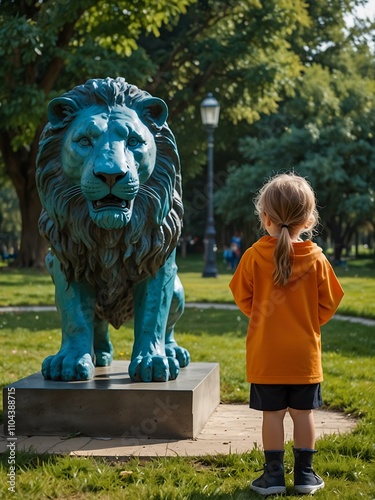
xmin=78 ymin=137 xmax=92 ymax=147
xmin=127 ymin=137 xmax=141 ymax=147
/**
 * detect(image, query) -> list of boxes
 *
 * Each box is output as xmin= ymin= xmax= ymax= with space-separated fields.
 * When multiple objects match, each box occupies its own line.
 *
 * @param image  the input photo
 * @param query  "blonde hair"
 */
xmin=254 ymin=173 xmax=319 ymax=286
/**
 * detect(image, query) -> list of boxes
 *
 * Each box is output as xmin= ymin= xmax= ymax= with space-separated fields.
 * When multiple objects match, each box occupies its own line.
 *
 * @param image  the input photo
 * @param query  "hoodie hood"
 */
xmin=252 ymin=236 xmax=323 ymax=283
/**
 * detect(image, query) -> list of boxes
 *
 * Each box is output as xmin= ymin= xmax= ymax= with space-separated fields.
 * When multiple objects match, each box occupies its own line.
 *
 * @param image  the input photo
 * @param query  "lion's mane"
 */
xmin=36 ymin=78 xmax=183 ymax=328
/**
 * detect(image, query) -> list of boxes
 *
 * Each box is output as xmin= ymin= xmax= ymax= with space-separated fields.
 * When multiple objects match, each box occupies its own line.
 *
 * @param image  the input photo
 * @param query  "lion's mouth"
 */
xmin=93 ymin=194 xmax=130 ymax=210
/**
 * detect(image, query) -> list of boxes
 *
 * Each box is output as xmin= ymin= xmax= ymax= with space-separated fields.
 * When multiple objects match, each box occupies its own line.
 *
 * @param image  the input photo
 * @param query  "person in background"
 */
xmin=230 ymin=232 xmax=242 ymax=270
xmin=229 ymin=173 xmax=344 ymax=496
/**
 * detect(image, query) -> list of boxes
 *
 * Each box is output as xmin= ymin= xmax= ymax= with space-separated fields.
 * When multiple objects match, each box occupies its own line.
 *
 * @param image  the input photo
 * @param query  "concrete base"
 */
xmin=3 ymin=361 xmax=220 ymax=439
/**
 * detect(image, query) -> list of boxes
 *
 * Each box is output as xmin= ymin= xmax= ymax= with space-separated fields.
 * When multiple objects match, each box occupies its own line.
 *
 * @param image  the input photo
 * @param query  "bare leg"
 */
xmin=289 ymin=408 xmax=315 ymax=449
xmin=262 ymin=409 xmax=287 ymax=450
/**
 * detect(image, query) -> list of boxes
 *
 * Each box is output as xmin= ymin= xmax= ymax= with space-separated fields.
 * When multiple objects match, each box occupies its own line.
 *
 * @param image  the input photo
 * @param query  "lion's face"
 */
xmin=60 ymin=104 xmax=158 ymax=230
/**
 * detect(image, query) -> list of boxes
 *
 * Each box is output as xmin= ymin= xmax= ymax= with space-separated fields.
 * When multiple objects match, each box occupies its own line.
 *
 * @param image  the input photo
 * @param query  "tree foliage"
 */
xmin=0 ymin=0 xmax=194 ymax=267
xmin=138 ymin=0 xmax=310 ymax=175
xmin=215 ymin=23 xmax=375 ymax=261
xmin=0 ymin=0 xmax=312 ymax=267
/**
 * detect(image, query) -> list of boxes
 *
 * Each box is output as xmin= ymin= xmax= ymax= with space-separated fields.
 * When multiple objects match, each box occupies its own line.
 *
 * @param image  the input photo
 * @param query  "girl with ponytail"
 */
xmin=230 ymin=173 xmax=344 ymax=496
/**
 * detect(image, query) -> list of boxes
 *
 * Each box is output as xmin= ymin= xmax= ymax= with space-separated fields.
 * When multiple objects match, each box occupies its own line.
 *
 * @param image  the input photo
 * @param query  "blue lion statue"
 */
xmin=36 ymin=77 xmax=190 ymax=382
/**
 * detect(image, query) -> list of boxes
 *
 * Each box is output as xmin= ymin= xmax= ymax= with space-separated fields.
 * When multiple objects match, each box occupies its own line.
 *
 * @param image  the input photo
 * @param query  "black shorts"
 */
xmin=250 ymin=383 xmax=323 ymax=411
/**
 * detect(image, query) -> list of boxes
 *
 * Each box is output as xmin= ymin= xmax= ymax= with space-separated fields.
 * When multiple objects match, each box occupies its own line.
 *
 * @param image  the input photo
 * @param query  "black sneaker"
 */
xmin=293 ymin=448 xmax=325 ymax=495
xmin=251 ymin=450 xmax=286 ymax=496
xmin=294 ymin=470 xmax=324 ymax=495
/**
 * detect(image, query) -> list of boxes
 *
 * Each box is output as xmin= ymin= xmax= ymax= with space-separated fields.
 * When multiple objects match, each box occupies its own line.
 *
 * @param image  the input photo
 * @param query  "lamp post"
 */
xmin=200 ymin=93 xmax=220 ymax=278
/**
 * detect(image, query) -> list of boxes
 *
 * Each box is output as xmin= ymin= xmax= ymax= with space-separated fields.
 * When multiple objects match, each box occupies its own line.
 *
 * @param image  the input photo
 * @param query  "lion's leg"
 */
xmin=94 ymin=317 xmax=113 ymax=367
xmin=165 ymin=274 xmax=190 ymax=368
xmin=42 ymin=255 xmax=96 ymax=381
xmin=129 ymin=250 xmax=180 ymax=382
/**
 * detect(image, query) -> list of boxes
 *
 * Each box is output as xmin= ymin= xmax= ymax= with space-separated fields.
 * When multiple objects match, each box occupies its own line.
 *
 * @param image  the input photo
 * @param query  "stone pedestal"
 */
xmin=3 ymin=361 xmax=220 ymax=439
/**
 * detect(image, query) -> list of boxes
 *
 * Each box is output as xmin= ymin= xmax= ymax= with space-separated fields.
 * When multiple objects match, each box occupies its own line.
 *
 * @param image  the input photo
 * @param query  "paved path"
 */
xmin=0 ymin=405 xmax=356 ymax=458
xmin=0 ymin=303 xmax=363 ymax=457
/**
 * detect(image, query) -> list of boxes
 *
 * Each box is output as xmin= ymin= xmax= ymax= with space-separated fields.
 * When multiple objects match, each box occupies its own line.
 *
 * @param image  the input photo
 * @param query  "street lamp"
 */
xmin=200 ymin=92 xmax=220 ymax=278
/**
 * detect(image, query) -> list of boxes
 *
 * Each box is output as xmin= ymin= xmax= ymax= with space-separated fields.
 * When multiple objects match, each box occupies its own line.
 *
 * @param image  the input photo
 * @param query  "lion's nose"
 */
xmin=94 ymin=171 xmax=126 ymax=187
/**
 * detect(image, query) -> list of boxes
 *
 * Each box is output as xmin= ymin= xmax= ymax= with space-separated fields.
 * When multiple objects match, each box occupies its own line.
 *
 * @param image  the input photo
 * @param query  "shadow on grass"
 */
xmin=177 ymin=308 xmax=248 ymax=338
xmin=0 ymin=311 xmax=60 ymax=331
xmin=0 ymin=451 xmax=61 ymax=470
xmin=322 ymin=319 xmax=375 ymax=357
xmin=0 ymin=267 xmax=51 ymax=284
xmin=334 ymin=257 xmax=375 ymax=280
xmin=1 ymin=309 xmax=248 ymax=338
xmin=176 ymin=252 xmax=235 ymax=276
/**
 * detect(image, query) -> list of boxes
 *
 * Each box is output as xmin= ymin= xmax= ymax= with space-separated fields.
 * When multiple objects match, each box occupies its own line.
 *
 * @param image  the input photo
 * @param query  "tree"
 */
xmin=0 ymin=0 xmax=311 ymax=267
xmin=215 ymin=47 xmax=375 ymax=261
xmin=0 ymin=0 xmax=194 ymax=267
xmin=136 ymin=0 xmax=375 ymax=251
xmin=128 ymin=0 xmax=314 ymax=248
xmin=137 ymin=0 xmax=309 ymax=177
xmin=4 ymin=0 xmax=360 ymax=267
xmin=0 ymin=180 xmax=21 ymax=261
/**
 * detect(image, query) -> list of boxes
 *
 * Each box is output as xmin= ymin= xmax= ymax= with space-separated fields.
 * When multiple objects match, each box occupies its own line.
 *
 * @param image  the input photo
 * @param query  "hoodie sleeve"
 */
xmin=318 ymin=258 xmax=344 ymax=325
xmin=229 ymin=251 xmax=253 ymax=317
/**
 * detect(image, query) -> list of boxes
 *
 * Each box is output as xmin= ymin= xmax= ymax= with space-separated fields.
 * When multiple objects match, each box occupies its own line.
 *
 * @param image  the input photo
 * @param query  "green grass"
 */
xmin=1 ymin=310 xmax=375 ymax=498
xmin=0 ymin=268 xmax=54 ymax=306
xmin=1 ymin=442 xmax=373 ymax=499
xmin=0 ymin=255 xmax=375 ymax=498
xmin=333 ymin=258 xmax=375 ymax=318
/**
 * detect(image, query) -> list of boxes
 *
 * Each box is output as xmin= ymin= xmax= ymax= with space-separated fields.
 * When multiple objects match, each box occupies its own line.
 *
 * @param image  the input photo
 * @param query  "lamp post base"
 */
xmin=202 ymin=235 xmax=218 ymax=278
xmin=202 ymin=269 xmax=217 ymax=278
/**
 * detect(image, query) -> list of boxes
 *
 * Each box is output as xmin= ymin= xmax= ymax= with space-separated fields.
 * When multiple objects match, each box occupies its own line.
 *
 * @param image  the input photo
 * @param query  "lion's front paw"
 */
xmin=42 ymin=352 xmax=95 ymax=381
xmin=165 ymin=342 xmax=190 ymax=368
xmin=129 ymin=355 xmax=180 ymax=382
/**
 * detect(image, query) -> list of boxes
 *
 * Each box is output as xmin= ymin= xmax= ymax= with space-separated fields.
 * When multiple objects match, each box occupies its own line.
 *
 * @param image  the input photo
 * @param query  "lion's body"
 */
xmin=36 ymin=78 xmax=189 ymax=382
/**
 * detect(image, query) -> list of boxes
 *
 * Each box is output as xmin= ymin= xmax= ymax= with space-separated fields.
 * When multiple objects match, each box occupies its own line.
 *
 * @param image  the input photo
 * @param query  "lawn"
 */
xmin=1 ymin=254 xmax=375 ymax=318
xmin=0 ymin=254 xmax=374 ymax=498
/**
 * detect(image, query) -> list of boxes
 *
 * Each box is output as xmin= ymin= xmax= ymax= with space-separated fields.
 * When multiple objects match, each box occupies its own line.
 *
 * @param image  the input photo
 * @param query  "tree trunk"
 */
xmin=2 ymin=136 xmax=47 ymax=269
xmin=333 ymin=241 xmax=344 ymax=264
xmin=329 ymin=215 xmax=356 ymax=265
xmin=15 ymin=181 xmax=46 ymax=269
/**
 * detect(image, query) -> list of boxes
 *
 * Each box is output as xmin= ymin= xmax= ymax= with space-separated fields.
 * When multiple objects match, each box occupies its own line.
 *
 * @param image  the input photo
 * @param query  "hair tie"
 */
xmin=281 ymin=224 xmax=289 ymax=229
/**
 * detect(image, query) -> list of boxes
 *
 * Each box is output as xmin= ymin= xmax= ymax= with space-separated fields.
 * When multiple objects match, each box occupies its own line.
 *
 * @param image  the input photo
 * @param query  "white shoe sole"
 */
xmin=294 ymin=481 xmax=325 ymax=494
xmin=251 ymin=484 xmax=286 ymax=496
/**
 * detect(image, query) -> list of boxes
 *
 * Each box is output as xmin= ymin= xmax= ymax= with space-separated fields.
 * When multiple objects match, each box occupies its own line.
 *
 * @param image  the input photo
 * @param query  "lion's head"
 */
xmin=36 ymin=77 xmax=183 ymax=327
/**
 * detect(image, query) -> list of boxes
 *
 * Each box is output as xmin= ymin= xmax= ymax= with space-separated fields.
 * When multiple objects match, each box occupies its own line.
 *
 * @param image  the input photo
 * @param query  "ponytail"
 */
xmin=273 ymin=225 xmax=293 ymax=286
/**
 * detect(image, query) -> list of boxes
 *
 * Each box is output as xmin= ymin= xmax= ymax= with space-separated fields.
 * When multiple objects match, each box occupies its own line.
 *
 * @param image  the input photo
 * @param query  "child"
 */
xmin=229 ymin=173 xmax=344 ymax=496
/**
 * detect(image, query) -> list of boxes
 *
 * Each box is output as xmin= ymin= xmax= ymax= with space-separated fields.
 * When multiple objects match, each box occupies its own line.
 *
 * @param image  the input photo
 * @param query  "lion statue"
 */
xmin=36 ymin=77 xmax=190 ymax=383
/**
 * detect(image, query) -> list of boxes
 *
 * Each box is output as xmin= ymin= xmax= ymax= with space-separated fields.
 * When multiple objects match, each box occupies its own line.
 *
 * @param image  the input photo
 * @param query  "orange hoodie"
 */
xmin=229 ymin=236 xmax=344 ymax=384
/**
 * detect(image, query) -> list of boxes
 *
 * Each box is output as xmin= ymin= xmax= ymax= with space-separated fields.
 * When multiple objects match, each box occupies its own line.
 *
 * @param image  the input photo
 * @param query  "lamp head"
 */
xmin=200 ymin=93 xmax=220 ymax=128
